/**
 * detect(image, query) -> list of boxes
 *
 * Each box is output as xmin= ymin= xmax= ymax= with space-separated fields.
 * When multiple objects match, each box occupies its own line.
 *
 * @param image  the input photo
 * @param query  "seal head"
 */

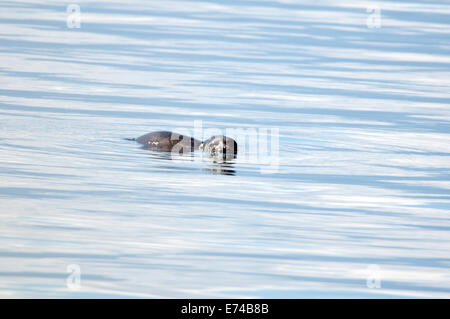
xmin=135 ymin=131 xmax=201 ymax=153
xmin=199 ymin=135 xmax=238 ymax=156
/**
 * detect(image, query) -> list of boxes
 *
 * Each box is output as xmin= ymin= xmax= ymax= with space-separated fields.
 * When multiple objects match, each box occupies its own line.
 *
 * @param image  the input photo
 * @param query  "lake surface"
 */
xmin=0 ymin=0 xmax=449 ymax=298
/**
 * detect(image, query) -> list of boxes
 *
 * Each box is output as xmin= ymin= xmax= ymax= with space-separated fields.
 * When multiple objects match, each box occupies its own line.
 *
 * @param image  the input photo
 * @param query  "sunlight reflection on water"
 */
xmin=0 ymin=0 xmax=449 ymax=298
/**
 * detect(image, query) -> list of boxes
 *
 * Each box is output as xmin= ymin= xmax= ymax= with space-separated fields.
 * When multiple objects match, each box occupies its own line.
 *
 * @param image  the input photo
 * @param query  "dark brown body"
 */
xmin=136 ymin=131 xmax=201 ymax=152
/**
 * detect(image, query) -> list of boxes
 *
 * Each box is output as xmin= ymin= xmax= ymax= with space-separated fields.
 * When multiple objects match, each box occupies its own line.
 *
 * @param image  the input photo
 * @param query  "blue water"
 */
xmin=0 ymin=0 xmax=449 ymax=298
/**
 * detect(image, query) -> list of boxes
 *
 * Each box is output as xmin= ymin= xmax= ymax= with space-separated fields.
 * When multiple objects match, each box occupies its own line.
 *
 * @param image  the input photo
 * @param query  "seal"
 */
xmin=129 ymin=131 xmax=238 ymax=156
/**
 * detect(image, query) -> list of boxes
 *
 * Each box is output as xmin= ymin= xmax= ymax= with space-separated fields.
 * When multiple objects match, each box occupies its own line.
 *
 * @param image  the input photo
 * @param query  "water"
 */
xmin=1 ymin=0 xmax=449 ymax=298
